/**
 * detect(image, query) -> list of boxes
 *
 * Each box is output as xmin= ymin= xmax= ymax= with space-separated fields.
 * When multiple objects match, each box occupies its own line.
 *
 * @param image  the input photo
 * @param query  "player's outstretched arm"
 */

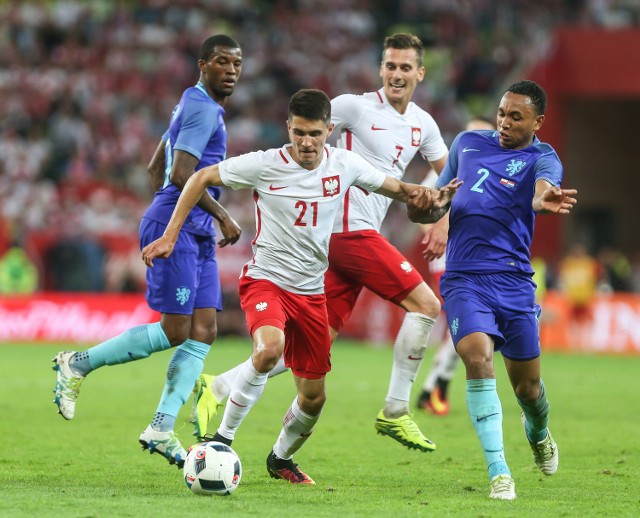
xmin=407 ymin=179 xmax=462 ymax=223
xmin=141 ymin=165 xmax=223 ymax=267
xmin=533 ymin=180 xmax=578 ymax=214
xmin=171 ymin=151 xmax=242 ymax=247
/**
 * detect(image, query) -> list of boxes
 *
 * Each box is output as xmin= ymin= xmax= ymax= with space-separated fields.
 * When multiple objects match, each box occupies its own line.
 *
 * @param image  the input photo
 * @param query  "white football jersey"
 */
xmin=219 ymin=145 xmax=386 ymax=294
xmin=331 ymin=89 xmax=448 ymax=233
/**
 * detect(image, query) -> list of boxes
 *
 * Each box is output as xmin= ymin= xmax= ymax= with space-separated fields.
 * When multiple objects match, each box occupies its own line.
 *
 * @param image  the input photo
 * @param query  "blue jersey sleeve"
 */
xmin=173 ymin=96 xmax=219 ymax=160
xmin=435 ymin=132 xmax=463 ymax=188
xmin=533 ymin=145 xmax=563 ymax=186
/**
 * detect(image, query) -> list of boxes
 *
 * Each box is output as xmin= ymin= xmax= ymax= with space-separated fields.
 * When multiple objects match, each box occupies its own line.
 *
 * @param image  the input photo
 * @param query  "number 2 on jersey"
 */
xmin=470 ymin=168 xmax=490 ymax=193
xmin=294 ymin=201 xmax=319 ymax=226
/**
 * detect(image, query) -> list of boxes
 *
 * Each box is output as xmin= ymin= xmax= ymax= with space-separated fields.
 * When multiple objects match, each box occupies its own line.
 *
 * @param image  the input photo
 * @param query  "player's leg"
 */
xmin=52 ymin=321 xmax=173 ymax=420
xmin=190 ymin=353 xmax=288 ymax=435
xmin=502 ymin=310 xmax=557 ymax=476
xmin=327 ymin=231 xmax=437 ymax=451
xmin=267 ymin=376 xmax=323 ymax=485
xmin=267 ymin=295 xmax=329 ymax=485
xmin=140 ymin=232 xmax=219 ymax=467
xmin=213 ymin=324 xmax=284 ymax=445
xmin=441 ymin=273 xmax=514 ymax=500
xmin=51 ymin=220 xmax=193 ymax=420
xmin=139 ymin=310 xmax=215 ymax=467
xmin=373 ymin=280 xmax=438 ymax=452
xmin=211 ymin=278 xmax=286 ymax=445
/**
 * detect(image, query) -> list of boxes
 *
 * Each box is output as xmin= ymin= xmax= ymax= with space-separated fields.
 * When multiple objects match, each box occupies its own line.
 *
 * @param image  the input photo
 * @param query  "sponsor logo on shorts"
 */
xmin=451 ymin=317 xmax=459 ymax=336
xmin=256 ymin=302 xmax=267 ymax=311
xmin=176 ymin=286 xmax=191 ymax=306
xmin=400 ymin=261 xmax=413 ymax=273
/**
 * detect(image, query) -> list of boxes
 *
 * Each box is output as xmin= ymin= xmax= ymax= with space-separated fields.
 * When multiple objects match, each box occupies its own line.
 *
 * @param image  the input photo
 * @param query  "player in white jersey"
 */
xmin=191 ymin=33 xmax=451 ymax=453
xmin=417 ymin=117 xmax=496 ymax=416
xmin=141 ymin=89 xmax=460 ymax=484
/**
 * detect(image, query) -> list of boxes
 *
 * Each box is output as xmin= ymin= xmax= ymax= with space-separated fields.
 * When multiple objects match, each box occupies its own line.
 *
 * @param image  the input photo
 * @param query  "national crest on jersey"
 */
xmin=411 ymin=127 xmax=421 ymax=147
xmin=322 ymin=176 xmax=340 ymax=197
xmin=506 ymin=159 xmax=526 ymax=176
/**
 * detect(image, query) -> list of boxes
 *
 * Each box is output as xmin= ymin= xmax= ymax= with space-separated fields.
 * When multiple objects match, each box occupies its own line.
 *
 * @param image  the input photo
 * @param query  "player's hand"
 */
xmin=540 ymin=187 xmax=578 ymax=214
xmin=421 ymin=222 xmax=448 ymax=261
xmin=217 ymin=215 xmax=242 ymax=247
xmin=141 ymin=236 xmax=175 ymax=267
xmin=434 ymin=178 xmax=463 ymax=207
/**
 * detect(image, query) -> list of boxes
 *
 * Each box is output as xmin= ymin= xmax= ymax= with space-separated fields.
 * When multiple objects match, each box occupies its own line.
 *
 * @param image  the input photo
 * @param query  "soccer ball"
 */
xmin=183 ymin=441 xmax=242 ymax=496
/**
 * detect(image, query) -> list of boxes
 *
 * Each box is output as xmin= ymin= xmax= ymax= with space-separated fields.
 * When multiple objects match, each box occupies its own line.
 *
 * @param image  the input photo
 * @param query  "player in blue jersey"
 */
xmin=411 ymin=80 xmax=577 ymax=500
xmin=51 ymin=35 xmax=243 ymax=468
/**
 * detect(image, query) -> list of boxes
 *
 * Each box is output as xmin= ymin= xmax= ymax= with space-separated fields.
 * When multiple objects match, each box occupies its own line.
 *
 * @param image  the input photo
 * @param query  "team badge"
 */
xmin=450 ymin=317 xmax=459 ymax=336
xmin=322 ymin=175 xmax=340 ymax=196
xmin=256 ymin=302 xmax=267 ymax=311
xmin=176 ymin=286 xmax=191 ymax=306
xmin=411 ymin=127 xmax=421 ymax=147
xmin=400 ymin=261 xmax=413 ymax=273
xmin=506 ymin=159 xmax=526 ymax=176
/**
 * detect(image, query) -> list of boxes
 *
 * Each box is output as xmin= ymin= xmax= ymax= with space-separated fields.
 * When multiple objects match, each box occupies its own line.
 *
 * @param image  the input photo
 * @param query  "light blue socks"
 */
xmin=517 ymin=380 xmax=550 ymax=443
xmin=153 ymin=339 xmax=210 ymax=431
xmin=70 ymin=322 xmax=171 ymax=376
xmin=466 ymin=378 xmax=510 ymax=480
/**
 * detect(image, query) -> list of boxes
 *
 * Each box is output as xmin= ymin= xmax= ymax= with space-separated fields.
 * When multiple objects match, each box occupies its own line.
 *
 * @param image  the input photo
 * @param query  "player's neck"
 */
xmin=198 ymin=80 xmax=228 ymax=107
xmin=383 ymin=91 xmax=410 ymax=114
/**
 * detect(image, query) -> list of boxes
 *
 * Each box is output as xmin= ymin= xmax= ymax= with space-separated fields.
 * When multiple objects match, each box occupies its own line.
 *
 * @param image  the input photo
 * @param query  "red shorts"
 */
xmin=325 ymin=230 xmax=424 ymax=331
xmin=238 ymin=276 xmax=331 ymax=379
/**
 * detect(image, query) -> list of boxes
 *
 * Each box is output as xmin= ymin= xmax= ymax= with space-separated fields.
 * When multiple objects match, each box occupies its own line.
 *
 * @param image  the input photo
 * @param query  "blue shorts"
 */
xmin=140 ymin=218 xmax=222 ymax=315
xmin=440 ymin=271 xmax=541 ymax=360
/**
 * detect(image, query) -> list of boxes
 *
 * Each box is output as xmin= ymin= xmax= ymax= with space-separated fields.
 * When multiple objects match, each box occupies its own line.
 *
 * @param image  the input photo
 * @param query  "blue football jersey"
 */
xmin=143 ymin=82 xmax=227 ymax=237
xmin=436 ymin=130 xmax=563 ymax=274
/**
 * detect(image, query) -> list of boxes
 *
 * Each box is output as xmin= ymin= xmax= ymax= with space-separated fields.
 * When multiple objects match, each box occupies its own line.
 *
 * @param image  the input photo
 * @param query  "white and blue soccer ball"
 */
xmin=183 ymin=441 xmax=242 ymax=496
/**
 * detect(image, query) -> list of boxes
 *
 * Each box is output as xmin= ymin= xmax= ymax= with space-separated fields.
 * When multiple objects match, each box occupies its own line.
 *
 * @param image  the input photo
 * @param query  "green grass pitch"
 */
xmin=1 ymin=339 xmax=638 ymax=516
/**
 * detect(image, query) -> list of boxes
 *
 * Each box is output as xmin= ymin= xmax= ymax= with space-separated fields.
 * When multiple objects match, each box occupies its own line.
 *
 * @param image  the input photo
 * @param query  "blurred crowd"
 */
xmin=1 ymin=0 xmax=640 ymax=295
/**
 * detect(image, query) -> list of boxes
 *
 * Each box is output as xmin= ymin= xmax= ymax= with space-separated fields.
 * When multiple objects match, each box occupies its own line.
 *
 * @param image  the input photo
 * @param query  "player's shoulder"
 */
xmin=456 ymin=129 xmax=497 ymax=147
xmin=327 ymin=145 xmax=367 ymax=165
xmin=332 ymin=91 xmax=372 ymax=111
xmin=182 ymin=86 xmax=222 ymax=112
xmin=531 ymin=139 xmax=559 ymax=158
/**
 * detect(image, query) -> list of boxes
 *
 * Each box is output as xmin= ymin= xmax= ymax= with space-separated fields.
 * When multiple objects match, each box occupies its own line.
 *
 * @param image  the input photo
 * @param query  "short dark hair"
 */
xmin=200 ymin=35 xmax=241 ymax=61
xmin=382 ymin=33 xmax=424 ymax=66
xmin=288 ymin=89 xmax=331 ymax=125
xmin=506 ymin=80 xmax=547 ymax=115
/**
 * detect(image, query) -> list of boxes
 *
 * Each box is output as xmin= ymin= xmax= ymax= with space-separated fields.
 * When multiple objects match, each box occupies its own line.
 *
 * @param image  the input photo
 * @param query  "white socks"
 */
xmin=273 ymin=396 xmax=319 ymax=460
xmin=385 ymin=312 xmax=436 ymax=417
xmin=217 ymin=357 xmax=269 ymax=440
xmin=214 ymin=355 xmax=288 ymax=402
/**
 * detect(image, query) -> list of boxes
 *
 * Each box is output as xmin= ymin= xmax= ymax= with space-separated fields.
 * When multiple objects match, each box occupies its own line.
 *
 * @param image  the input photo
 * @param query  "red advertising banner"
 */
xmin=1 ymin=291 xmax=639 ymax=354
xmin=0 ymin=293 xmax=158 ymax=343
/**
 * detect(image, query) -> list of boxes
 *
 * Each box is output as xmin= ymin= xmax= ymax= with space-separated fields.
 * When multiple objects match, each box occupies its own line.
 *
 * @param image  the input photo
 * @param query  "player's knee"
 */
xmin=298 ymin=390 xmax=326 ymax=415
xmin=403 ymin=285 xmax=441 ymax=318
xmin=190 ymin=322 xmax=217 ymax=345
xmin=460 ymin=350 xmax=493 ymax=378
xmin=161 ymin=325 xmax=190 ymax=347
xmin=252 ymin=342 xmax=283 ymax=372
xmin=514 ymin=378 xmax=541 ymax=402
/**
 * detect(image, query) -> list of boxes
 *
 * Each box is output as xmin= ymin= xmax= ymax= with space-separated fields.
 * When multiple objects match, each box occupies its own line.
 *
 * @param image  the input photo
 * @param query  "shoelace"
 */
xmin=492 ymin=476 xmax=512 ymax=492
xmin=58 ymin=376 xmax=83 ymax=400
xmin=533 ymin=437 xmax=555 ymax=462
